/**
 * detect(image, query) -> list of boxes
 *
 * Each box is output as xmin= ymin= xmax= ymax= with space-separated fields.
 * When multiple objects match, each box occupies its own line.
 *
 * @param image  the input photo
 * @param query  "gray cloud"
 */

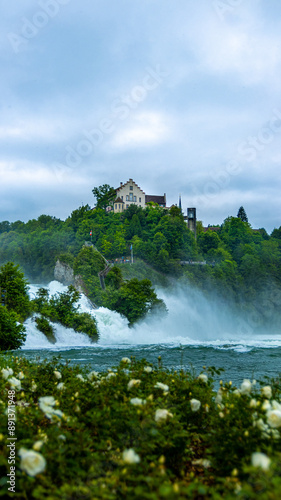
xmin=1 ymin=0 xmax=281 ymax=232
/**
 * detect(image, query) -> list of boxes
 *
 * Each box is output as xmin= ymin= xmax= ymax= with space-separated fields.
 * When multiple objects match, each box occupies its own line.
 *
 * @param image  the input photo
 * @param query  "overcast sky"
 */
xmin=1 ymin=0 xmax=281 ymax=232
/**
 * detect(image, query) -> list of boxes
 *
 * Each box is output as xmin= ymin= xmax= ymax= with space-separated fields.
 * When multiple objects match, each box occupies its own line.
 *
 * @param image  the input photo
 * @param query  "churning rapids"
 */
xmin=19 ymin=281 xmax=281 ymax=385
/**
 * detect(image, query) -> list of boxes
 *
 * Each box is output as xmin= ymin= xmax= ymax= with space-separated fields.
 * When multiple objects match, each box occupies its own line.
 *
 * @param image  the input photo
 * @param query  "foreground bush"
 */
xmin=1 ymin=355 xmax=281 ymax=499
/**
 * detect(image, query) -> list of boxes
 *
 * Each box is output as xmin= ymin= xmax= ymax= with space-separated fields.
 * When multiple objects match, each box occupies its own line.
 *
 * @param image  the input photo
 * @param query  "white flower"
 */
xmin=31 ymin=381 xmax=37 ymax=392
xmin=8 ymin=377 xmax=21 ymax=391
xmin=215 ymin=389 xmax=223 ymax=404
xmin=87 ymin=371 xmax=99 ymax=381
xmin=155 ymin=409 xmax=173 ymax=423
xmin=56 ymin=383 xmax=65 ymax=391
xmin=262 ymin=400 xmax=271 ymax=412
xmin=271 ymin=429 xmax=280 ymax=440
xmin=38 ymin=396 xmax=63 ymax=420
xmin=240 ymin=379 xmax=252 ymax=396
xmin=143 ymin=366 xmax=153 ymax=373
xmin=249 ymin=399 xmax=258 ymax=408
xmin=127 ymin=379 xmax=141 ymax=390
xmin=192 ymin=458 xmax=211 ymax=468
xmin=122 ymin=448 xmax=140 ymax=464
xmin=106 ymin=372 xmax=116 ymax=380
xmin=261 ymin=386 xmax=272 ymax=399
xmin=130 ymin=398 xmax=146 ymax=406
xmin=154 ymin=382 xmax=169 ymax=393
xmin=198 ymin=374 xmax=208 ymax=383
xmin=37 ymin=433 xmax=48 ymax=443
xmin=76 ymin=374 xmax=85 ymax=382
xmin=19 ymin=448 xmax=46 ymax=476
xmin=1 ymin=367 xmax=13 ymax=379
xmin=251 ymin=452 xmax=271 ymax=471
xmin=256 ymin=418 xmax=269 ymax=432
xmin=54 ymin=371 xmax=62 ymax=380
xmin=121 ymin=357 xmax=131 ymax=364
xmin=267 ymin=410 xmax=281 ymax=428
xmin=53 ymin=408 xmax=64 ymax=419
xmin=271 ymin=400 xmax=281 ymax=412
xmin=233 ymin=389 xmax=241 ymax=397
xmin=190 ymin=399 xmax=201 ymax=412
xmin=39 ymin=396 xmax=55 ymax=410
xmin=18 ymin=371 xmax=25 ymax=380
xmin=32 ymin=440 xmax=44 ymax=451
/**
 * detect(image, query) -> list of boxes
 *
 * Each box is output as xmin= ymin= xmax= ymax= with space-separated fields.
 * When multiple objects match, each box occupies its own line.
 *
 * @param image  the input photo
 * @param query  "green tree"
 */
xmin=0 ymin=262 xmax=30 ymax=320
xmin=271 ymin=226 xmax=281 ymax=240
xmin=48 ymin=285 xmax=81 ymax=324
xmin=0 ymin=221 xmax=11 ymax=234
xmin=197 ymin=229 xmax=221 ymax=255
xmin=237 ymin=206 xmax=248 ymax=223
xmin=105 ymin=266 xmax=123 ymax=289
xmin=220 ymin=217 xmax=252 ymax=252
xmin=92 ymin=184 xmax=116 ymax=212
xmin=126 ymin=214 xmax=142 ymax=239
xmin=111 ymin=278 xmax=167 ymax=325
xmin=0 ymin=306 xmax=26 ymax=350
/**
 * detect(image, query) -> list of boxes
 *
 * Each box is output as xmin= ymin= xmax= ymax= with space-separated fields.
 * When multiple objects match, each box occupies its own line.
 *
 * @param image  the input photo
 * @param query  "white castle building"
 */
xmin=113 ymin=178 xmax=166 ymax=213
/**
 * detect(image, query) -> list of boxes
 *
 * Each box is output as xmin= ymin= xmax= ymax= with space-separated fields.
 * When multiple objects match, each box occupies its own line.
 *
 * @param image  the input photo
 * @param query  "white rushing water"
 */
xmin=23 ymin=281 xmax=281 ymax=352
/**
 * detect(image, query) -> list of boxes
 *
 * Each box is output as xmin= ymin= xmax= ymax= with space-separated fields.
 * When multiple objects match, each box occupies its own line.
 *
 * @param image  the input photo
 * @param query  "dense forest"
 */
xmin=0 ymin=193 xmax=281 ymax=341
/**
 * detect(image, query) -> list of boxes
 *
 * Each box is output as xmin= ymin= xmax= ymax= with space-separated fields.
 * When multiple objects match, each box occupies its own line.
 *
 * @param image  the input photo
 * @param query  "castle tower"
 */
xmin=187 ymin=208 xmax=196 ymax=238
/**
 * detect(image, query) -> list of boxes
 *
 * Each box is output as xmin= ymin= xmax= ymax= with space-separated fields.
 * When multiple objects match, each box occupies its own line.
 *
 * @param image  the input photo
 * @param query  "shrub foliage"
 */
xmin=1 ymin=355 xmax=281 ymax=498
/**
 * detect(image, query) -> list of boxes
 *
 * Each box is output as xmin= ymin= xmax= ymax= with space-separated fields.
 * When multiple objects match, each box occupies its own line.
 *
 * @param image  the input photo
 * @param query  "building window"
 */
xmin=139 ymin=197 xmax=141 ymax=202
xmin=126 ymin=204 xmax=129 ymax=208
xmin=130 ymin=186 xmax=133 ymax=190
xmin=134 ymin=196 xmax=136 ymax=202
xmin=121 ymin=196 xmax=123 ymax=201
xmin=129 ymin=193 xmax=133 ymax=201
xmin=126 ymin=195 xmax=129 ymax=201
xmin=115 ymin=204 xmax=117 ymax=209
xmin=119 ymin=204 xmax=120 ymax=209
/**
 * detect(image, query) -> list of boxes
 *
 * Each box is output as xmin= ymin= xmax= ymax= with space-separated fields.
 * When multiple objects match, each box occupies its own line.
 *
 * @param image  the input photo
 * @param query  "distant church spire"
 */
xmin=179 ymin=193 xmax=182 ymax=212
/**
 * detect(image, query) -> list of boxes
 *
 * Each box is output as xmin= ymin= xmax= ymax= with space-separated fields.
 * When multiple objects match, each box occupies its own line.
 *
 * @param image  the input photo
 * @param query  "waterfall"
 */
xmin=23 ymin=281 xmax=281 ymax=350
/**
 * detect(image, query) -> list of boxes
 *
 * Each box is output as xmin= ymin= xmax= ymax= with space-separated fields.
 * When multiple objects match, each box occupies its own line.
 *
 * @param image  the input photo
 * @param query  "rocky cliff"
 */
xmin=54 ymin=260 xmax=74 ymax=285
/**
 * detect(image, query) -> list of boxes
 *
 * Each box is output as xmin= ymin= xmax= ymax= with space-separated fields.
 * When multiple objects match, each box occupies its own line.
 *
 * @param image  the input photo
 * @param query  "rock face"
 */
xmin=54 ymin=259 xmax=97 ymax=309
xmin=54 ymin=260 xmax=74 ymax=286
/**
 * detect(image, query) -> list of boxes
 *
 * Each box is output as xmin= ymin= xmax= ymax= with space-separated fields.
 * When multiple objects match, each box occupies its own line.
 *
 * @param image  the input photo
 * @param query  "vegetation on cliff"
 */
xmin=31 ymin=285 xmax=98 ymax=341
xmin=68 ymin=245 xmax=167 ymax=326
xmin=0 ymin=262 xmax=99 ymax=351
xmin=0 ymin=199 xmax=281 ymax=333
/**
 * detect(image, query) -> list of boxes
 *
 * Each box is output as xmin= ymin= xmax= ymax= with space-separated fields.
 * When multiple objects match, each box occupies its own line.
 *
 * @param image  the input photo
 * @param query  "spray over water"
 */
xmin=23 ymin=281 xmax=281 ymax=351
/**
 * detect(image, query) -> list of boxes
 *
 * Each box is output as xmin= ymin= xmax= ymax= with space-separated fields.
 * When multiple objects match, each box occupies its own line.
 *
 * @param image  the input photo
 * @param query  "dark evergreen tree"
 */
xmin=237 ymin=206 xmax=248 ymax=223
